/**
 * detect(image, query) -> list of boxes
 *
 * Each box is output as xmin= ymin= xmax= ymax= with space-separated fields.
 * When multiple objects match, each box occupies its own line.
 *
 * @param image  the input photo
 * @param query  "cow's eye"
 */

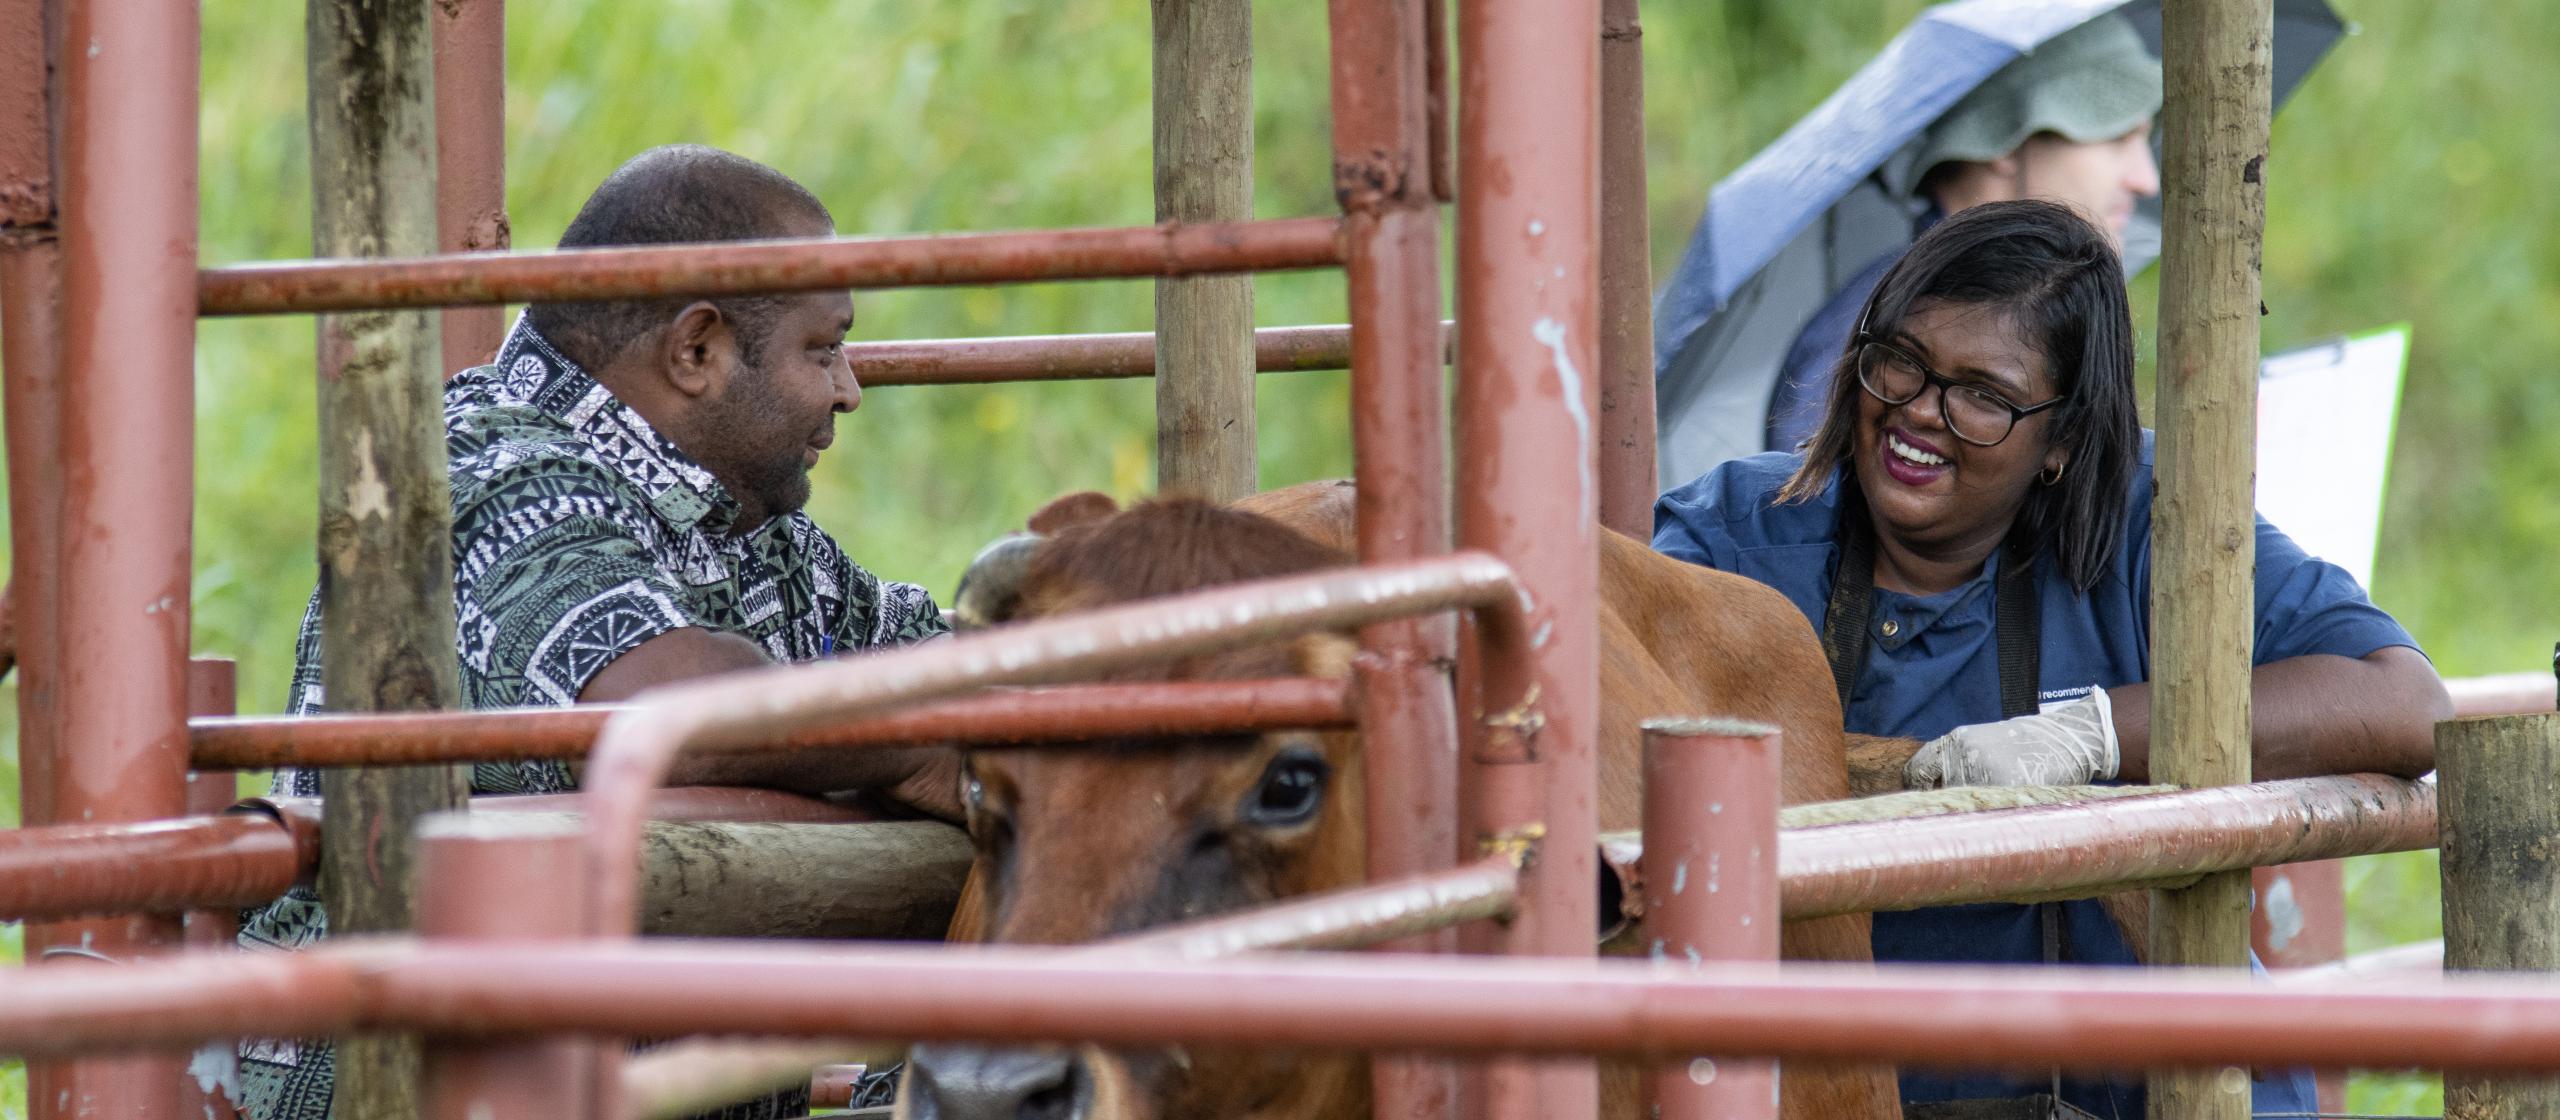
xmin=1245 ymin=747 xmax=1328 ymax=828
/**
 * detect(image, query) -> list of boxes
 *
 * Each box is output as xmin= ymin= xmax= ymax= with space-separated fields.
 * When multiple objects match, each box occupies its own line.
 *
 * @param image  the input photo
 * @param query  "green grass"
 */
xmin=11 ymin=0 xmax=2560 ymax=1114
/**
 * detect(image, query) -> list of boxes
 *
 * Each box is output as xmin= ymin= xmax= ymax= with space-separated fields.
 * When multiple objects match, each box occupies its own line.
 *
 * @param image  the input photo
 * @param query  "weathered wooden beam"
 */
xmin=2439 ymin=714 xmax=2560 ymax=1119
xmin=1152 ymin=0 xmax=1258 ymax=500
xmin=2148 ymin=1 xmax=2272 ymax=1118
xmin=307 ymin=0 xmax=469 ymax=1115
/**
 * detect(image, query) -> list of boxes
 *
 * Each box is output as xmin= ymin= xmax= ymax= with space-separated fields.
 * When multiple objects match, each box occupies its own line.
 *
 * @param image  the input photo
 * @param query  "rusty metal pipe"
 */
xmin=1455 ymin=0 xmax=1604 ymax=1113
xmin=578 ymin=553 xmax=1524 ymax=944
xmin=1732 ymin=774 xmax=2430 ymax=919
xmin=848 ymin=322 xmax=1455 ymax=386
xmin=430 ymin=0 xmax=508 ymax=372
xmin=1112 ymin=854 xmax=1520 ymax=960
xmin=1595 ymin=0 xmax=1657 ymax=540
xmin=2449 ymin=671 xmax=2556 ymax=718
xmin=1641 ymin=719 xmax=1779 ymax=1120
xmin=1327 ymin=0 xmax=1465 ymax=1115
xmin=191 ymin=677 xmax=1353 ymax=770
xmin=198 ymin=216 xmax=1349 ymax=316
xmin=26 ymin=944 xmax=2560 ymax=1074
xmin=46 ymin=0 xmax=200 ymax=1114
xmin=418 ymin=814 xmax=597 ymax=1120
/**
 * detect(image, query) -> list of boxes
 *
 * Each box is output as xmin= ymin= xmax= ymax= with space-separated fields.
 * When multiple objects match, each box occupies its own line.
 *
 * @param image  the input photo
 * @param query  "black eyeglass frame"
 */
xmin=1848 ymin=302 xmax=2067 ymax=447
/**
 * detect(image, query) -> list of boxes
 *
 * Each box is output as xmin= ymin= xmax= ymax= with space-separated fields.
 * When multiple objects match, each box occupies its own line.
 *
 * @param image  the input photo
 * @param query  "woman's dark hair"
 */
xmin=1778 ymin=199 xmax=2141 ymax=593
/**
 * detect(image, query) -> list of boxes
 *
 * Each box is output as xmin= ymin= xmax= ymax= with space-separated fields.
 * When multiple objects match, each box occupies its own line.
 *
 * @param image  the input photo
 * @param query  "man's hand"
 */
xmin=1904 ymin=687 xmax=2120 ymax=789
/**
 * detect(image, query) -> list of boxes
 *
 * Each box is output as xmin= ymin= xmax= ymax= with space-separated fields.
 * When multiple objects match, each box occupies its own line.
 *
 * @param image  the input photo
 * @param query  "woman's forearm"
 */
xmin=2109 ymin=646 xmax=2448 ymax=782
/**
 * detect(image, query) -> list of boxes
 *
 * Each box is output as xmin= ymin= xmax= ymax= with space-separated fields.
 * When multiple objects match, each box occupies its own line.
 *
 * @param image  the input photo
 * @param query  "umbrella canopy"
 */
xmin=1651 ymin=0 xmax=2345 ymax=487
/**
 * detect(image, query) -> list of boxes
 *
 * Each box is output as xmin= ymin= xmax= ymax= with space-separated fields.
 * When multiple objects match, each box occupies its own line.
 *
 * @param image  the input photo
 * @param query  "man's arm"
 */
xmin=2107 ymin=646 xmax=2447 ymax=782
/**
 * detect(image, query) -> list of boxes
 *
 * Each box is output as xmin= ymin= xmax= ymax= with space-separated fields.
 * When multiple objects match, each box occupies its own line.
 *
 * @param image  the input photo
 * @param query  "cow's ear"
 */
xmin=1026 ymin=490 xmax=1121 ymax=535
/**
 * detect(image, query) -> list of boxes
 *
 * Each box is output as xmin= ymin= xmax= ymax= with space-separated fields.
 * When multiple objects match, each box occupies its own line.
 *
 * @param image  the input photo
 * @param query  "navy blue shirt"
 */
xmin=1654 ymin=444 xmax=2416 ymax=1116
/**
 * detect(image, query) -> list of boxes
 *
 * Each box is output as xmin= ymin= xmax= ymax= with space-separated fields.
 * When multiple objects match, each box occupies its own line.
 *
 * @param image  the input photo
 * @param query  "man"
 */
xmin=238 ymin=145 xmax=946 ymax=1120
xmin=1763 ymin=13 xmax=2162 ymax=452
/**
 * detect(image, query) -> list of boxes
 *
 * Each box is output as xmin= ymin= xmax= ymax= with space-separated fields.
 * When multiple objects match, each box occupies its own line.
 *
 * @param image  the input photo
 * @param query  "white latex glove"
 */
xmin=1903 ymin=686 xmax=2120 ymax=789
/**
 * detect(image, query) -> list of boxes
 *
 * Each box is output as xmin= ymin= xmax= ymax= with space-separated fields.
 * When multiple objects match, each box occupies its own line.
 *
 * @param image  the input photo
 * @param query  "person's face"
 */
xmin=1852 ymin=299 xmax=2068 ymax=557
xmin=698 ymin=290 xmax=859 ymax=524
xmin=2014 ymin=122 xmax=2159 ymax=240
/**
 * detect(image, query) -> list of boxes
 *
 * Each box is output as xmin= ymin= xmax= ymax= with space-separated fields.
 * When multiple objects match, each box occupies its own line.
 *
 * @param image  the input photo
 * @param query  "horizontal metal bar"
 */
xmin=1600 ymin=774 xmax=2435 ymax=920
xmin=850 ymin=321 xmax=1455 ymax=386
xmin=1107 ymin=854 xmax=1520 ymax=959
xmin=190 ymin=678 xmax=1352 ymax=770
xmin=16 ymin=941 xmax=2560 ymax=1074
xmin=196 ymin=216 xmax=1347 ymax=316
xmin=2448 ymin=671 xmax=2555 ymax=718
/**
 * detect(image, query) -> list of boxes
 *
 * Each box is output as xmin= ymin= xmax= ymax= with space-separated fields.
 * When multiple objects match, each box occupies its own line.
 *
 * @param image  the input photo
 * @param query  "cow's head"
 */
xmin=900 ymin=496 xmax=1369 ymax=1120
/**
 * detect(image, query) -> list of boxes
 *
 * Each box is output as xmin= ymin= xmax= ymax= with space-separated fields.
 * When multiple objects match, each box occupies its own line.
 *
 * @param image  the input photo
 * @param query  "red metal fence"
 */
xmin=0 ymin=1 xmax=2547 ymax=1120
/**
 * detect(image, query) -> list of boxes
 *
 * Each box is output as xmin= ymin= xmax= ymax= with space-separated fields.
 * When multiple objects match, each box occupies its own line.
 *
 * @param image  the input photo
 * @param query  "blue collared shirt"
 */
xmin=1654 ymin=441 xmax=2411 ymax=1116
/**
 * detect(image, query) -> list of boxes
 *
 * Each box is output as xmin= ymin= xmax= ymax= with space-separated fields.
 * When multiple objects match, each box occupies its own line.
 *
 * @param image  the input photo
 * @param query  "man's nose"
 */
xmin=831 ymin=354 xmax=861 ymax=413
xmin=2126 ymin=141 xmax=2161 ymax=198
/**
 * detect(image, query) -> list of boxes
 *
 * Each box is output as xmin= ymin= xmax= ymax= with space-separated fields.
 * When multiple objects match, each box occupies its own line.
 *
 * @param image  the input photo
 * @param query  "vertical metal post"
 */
xmin=417 ymin=813 xmax=596 ymax=1120
xmin=2148 ymin=1 xmax=2270 ymax=1118
xmin=1595 ymin=0 xmax=1656 ymax=541
xmin=1641 ymin=719 xmax=1780 ymax=1120
xmin=4 ymin=5 xmax=74 ymax=1116
xmin=2437 ymin=713 xmax=2560 ymax=1119
xmin=1456 ymin=0 xmax=1601 ymax=1116
xmin=308 ymin=1 xmax=472 ymax=1115
xmin=1153 ymin=0 xmax=1258 ymax=500
xmin=43 ymin=1 xmax=200 ymax=1117
xmin=1326 ymin=1 xmax=1461 ymax=1116
xmin=432 ymin=0 xmax=509 ymax=374
xmin=181 ymin=658 xmax=243 ymax=1120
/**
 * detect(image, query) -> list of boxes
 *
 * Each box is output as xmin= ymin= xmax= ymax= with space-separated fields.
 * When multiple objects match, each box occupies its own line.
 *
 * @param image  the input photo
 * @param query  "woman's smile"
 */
xmin=1881 ymin=426 xmax=1953 ymax=486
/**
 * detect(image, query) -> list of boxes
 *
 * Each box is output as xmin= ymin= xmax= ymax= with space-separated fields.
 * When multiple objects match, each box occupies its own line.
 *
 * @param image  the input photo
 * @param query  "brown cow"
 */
xmin=899 ymin=481 xmax=1904 ymax=1120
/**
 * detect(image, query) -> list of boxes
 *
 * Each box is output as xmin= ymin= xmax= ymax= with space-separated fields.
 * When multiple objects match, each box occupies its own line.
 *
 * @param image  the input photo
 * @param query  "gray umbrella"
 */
xmin=1651 ymin=0 xmax=2346 ymax=487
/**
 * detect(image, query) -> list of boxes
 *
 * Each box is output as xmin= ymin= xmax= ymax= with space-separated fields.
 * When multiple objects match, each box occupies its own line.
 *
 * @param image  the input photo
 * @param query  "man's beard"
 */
xmin=698 ymin=369 xmax=817 ymax=521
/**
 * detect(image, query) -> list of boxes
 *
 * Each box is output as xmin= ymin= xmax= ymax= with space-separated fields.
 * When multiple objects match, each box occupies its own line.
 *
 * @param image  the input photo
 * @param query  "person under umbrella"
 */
xmin=1654 ymin=200 xmax=2447 ymax=1117
xmin=1764 ymin=13 xmax=2162 ymax=452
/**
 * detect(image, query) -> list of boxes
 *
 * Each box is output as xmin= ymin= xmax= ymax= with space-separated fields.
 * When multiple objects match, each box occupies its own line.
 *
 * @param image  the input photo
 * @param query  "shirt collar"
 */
xmin=483 ymin=313 xmax=743 ymax=535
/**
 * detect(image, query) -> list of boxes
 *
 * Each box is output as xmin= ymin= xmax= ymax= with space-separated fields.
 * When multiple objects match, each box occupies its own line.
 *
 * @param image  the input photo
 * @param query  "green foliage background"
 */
xmin=6 ymin=1 xmax=2556 ymax=1115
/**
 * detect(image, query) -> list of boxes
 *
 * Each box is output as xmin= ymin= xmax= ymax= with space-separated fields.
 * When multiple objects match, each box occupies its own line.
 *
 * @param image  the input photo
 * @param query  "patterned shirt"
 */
xmin=237 ymin=316 xmax=945 ymax=1120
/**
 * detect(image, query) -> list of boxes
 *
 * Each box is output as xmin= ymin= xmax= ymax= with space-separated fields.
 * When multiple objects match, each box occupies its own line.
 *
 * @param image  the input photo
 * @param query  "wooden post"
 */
xmin=307 ymin=0 xmax=470 ymax=1116
xmin=1596 ymin=0 xmax=1656 ymax=541
xmin=2147 ymin=2 xmax=2270 ymax=1118
xmin=2438 ymin=714 xmax=2560 ymax=1119
xmin=1152 ymin=0 xmax=1257 ymax=501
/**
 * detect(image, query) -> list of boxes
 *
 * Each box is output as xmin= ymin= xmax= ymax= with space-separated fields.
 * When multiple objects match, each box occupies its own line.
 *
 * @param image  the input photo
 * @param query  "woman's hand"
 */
xmin=1904 ymin=687 xmax=2121 ymax=788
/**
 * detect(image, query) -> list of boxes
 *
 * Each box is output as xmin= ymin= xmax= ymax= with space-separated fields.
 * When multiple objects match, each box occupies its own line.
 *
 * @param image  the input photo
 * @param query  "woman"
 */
xmin=1653 ymin=200 xmax=2447 ymax=1117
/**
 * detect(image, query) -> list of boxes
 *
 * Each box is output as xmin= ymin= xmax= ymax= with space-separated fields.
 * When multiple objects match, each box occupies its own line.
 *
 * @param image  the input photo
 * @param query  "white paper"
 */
xmin=2253 ymin=326 xmax=2410 ymax=590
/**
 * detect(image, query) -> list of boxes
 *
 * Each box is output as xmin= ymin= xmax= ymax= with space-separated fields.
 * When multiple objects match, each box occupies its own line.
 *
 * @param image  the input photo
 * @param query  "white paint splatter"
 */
xmin=1687 ymin=1058 xmax=1717 ymax=1085
xmin=1528 ymin=219 xmax=1546 ymax=236
xmin=2262 ymin=871 xmax=2304 ymax=952
xmin=1672 ymin=862 xmax=1688 ymax=896
xmin=1531 ymin=317 xmax=1595 ymax=520
xmin=188 ymin=1043 xmax=239 ymax=1104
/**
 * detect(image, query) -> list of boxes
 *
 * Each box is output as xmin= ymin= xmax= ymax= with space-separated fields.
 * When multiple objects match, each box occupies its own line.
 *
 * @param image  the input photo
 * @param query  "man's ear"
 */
xmin=663 ymin=301 xmax=733 ymax=399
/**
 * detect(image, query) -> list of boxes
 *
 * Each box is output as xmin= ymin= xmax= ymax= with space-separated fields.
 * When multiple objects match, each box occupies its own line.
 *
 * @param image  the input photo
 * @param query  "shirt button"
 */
xmin=1880 ymin=619 xmax=1900 ymax=637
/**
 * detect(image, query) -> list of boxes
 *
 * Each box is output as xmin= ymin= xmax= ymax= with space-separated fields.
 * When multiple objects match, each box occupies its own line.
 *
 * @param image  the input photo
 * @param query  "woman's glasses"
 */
xmin=1854 ymin=334 xmax=2065 ymax=447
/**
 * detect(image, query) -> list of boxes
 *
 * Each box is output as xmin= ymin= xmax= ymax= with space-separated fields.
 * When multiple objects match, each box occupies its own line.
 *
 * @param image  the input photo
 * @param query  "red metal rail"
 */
xmin=190 ymin=677 xmax=1351 ymax=770
xmin=18 ymin=944 xmax=2560 ymax=1074
xmin=197 ymin=216 xmax=1347 ymax=316
xmin=848 ymin=321 xmax=1454 ymax=386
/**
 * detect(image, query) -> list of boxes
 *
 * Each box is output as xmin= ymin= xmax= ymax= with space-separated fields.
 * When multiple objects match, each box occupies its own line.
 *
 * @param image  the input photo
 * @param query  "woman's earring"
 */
xmin=2040 ymin=461 xmax=2068 ymax=487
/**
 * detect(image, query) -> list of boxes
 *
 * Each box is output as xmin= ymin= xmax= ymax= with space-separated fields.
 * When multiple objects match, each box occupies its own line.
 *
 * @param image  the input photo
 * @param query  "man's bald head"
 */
xmin=526 ymin=145 xmax=834 ymax=372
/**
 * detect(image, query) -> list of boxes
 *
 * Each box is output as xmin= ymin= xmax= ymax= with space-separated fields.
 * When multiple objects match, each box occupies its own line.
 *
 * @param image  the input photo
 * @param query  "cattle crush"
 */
xmin=1 ymin=1 xmax=2556 ymax=1120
